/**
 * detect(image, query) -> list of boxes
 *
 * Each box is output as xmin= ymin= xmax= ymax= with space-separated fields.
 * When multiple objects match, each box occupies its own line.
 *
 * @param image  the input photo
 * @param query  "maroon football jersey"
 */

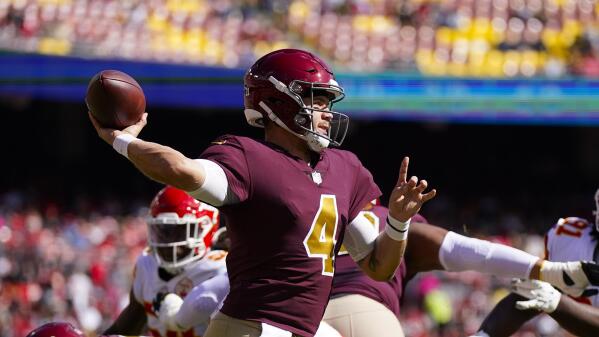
xmin=200 ymin=135 xmax=381 ymax=337
xmin=331 ymin=206 xmax=427 ymax=317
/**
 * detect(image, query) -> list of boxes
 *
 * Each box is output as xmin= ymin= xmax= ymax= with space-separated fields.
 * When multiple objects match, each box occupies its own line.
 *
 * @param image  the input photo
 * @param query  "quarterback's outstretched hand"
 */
xmin=511 ymin=279 xmax=561 ymax=313
xmin=540 ymin=260 xmax=599 ymax=297
xmin=388 ymin=157 xmax=436 ymax=222
xmin=88 ymin=111 xmax=148 ymax=146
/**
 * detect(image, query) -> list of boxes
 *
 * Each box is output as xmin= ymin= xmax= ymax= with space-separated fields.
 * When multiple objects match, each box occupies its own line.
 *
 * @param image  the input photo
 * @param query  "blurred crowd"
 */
xmin=0 ymin=191 xmax=148 ymax=337
xmin=0 ymin=0 xmax=288 ymax=68
xmin=2 ymin=0 xmax=599 ymax=77
xmin=0 ymin=190 xmax=572 ymax=337
xmin=290 ymin=0 xmax=599 ymax=76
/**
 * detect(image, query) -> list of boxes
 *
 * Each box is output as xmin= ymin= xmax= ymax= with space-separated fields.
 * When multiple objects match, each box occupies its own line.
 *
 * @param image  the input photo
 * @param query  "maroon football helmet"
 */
xmin=147 ymin=186 xmax=220 ymax=271
xmin=26 ymin=322 xmax=84 ymax=337
xmin=244 ymin=48 xmax=348 ymax=152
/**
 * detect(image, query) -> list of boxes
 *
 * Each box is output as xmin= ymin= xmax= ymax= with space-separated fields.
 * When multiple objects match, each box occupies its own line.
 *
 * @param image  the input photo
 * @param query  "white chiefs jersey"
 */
xmin=545 ymin=217 xmax=599 ymax=307
xmin=132 ymin=249 xmax=228 ymax=337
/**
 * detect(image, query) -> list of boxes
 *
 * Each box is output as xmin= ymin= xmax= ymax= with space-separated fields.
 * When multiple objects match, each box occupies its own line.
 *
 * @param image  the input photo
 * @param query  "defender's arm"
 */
xmin=103 ymin=289 xmax=147 ymax=335
xmin=477 ymin=293 xmax=540 ymax=337
xmin=551 ymin=294 xmax=599 ymax=337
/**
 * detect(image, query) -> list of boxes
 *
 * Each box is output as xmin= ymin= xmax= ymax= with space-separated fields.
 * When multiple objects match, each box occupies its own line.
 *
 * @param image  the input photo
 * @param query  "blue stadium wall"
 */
xmin=1 ymin=53 xmax=599 ymax=125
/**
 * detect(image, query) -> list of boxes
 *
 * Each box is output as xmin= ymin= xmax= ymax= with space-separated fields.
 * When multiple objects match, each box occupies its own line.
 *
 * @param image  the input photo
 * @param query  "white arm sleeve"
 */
xmin=344 ymin=212 xmax=379 ymax=262
xmin=439 ymin=231 xmax=539 ymax=279
xmin=175 ymin=272 xmax=230 ymax=330
xmin=188 ymin=159 xmax=236 ymax=206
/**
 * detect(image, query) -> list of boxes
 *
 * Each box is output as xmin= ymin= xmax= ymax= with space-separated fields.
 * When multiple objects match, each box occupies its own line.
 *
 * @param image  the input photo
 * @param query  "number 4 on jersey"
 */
xmin=303 ymin=195 xmax=339 ymax=277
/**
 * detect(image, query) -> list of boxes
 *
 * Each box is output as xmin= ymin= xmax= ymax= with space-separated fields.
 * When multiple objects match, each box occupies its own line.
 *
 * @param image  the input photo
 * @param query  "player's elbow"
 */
xmin=168 ymin=157 xmax=205 ymax=191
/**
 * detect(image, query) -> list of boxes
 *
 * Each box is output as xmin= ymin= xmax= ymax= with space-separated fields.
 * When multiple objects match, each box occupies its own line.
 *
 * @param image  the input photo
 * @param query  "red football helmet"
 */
xmin=244 ymin=48 xmax=348 ymax=152
xmin=147 ymin=186 xmax=220 ymax=271
xmin=26 ymin=322 xmax=84 ymax=337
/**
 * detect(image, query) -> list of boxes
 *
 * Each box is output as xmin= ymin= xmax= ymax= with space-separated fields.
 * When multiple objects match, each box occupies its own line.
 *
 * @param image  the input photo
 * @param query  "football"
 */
xmin=85 ymin=70 xmax=146 ymax=129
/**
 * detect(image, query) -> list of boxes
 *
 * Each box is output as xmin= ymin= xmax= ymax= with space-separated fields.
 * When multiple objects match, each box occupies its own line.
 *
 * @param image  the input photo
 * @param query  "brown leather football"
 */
xmin=85 ymin=70 xmax=146 ymax=129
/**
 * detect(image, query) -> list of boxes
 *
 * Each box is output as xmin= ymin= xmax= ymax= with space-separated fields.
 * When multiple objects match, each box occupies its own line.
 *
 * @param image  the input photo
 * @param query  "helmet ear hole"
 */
xmin=294 ymin=114 xmax=309 ymax=128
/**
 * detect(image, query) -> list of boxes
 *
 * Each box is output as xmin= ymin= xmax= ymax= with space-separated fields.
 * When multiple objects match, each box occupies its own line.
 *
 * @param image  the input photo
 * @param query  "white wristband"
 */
xmin=384 ymin=215 xmax=411 ymax=241
xmin=112 ymin=134 xmax=137 ymax=159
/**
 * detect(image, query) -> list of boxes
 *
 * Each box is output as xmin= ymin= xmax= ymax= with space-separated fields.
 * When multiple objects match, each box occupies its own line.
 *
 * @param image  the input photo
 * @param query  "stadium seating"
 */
xmin=1 ymin=0 xmax=598 ymax=77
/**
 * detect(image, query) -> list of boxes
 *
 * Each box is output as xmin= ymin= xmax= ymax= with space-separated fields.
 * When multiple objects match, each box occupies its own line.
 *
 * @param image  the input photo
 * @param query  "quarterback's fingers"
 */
xmin=414 ymin=179 xmax=428 ymax=193
xmin=515 ymin=300 xmax=536 ymax=311
xmin=396 ymin=157 xmax=409 ymax=186
xmin=395 ymin=176 xmax=417 ymax=193
xmin=408 ymin=176 xmax=418 ymax=187
xmin=129 ymin=112 xmax=148 ymax=129
xmin=136 ymin=112 xmax=148 ymax=126
xmin=421 ymin=189 xmax=437 ymax=202
xmin=123 ymin=112 xmax=148 ymax=136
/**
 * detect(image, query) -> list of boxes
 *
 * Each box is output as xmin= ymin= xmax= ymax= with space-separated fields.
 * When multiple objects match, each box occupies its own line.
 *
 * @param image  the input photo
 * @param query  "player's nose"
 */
xmin=321 ymin=111 xmax=333 ymax=121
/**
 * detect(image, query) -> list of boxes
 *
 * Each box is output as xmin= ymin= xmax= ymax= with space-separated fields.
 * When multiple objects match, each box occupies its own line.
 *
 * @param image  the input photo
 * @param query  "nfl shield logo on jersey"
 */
xmin=311 ymin=171 xmax=322 ymax=185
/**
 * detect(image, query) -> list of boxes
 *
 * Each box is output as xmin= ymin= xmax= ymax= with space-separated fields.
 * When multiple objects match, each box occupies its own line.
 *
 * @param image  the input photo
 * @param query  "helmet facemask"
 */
xmin=268 ymin=76 xmax=348 ymax=152
xmin=147 ymin=213 xmax=214 ymax=273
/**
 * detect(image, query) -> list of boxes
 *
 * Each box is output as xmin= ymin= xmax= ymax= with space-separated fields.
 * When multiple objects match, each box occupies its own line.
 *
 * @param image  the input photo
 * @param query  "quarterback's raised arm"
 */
xmin=89 ymin=111 xmax=205 ymax=191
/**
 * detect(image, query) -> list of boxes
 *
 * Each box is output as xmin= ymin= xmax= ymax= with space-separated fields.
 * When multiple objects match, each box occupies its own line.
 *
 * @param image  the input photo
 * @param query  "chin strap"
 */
xmin=258 ymin=101 xmax=329 ymax=153
xmin=306 ymin=132 xmax=329 ymax=152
